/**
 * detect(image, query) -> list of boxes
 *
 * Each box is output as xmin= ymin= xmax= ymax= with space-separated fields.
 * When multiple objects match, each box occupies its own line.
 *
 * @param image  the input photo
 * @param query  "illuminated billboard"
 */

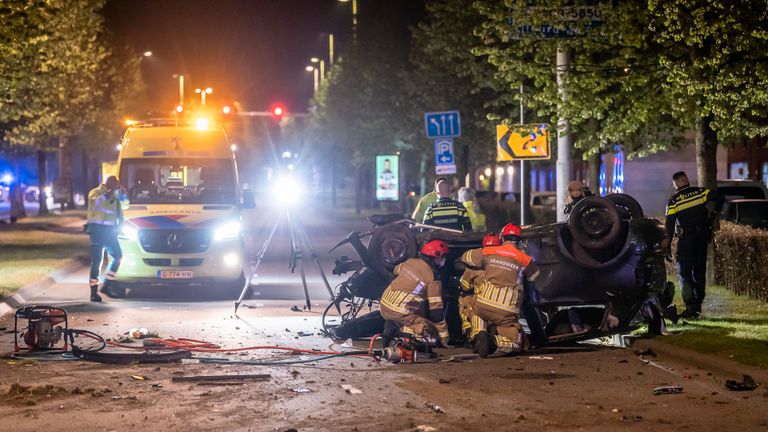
xmin=375 ymin=155 xmax=399 ymax=201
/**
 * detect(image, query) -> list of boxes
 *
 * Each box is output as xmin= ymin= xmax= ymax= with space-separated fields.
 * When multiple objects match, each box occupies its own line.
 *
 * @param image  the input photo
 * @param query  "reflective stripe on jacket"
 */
xmin=87 ymin=185 xmax=128 ymax=225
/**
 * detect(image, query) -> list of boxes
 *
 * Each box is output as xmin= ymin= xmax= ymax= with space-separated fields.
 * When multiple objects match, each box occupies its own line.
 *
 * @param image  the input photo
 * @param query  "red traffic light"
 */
xmin=271 ymin=104 xmax=285 ymax=120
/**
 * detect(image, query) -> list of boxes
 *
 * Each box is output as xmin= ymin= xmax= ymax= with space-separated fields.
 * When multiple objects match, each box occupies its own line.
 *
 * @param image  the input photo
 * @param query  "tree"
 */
xmin=473 ymin=0 xmax=683 ymax=193
xmin=648 ymin=0 xmax=768 ymax=189
xmin=406 ymin=0 xmax=518 ymax=185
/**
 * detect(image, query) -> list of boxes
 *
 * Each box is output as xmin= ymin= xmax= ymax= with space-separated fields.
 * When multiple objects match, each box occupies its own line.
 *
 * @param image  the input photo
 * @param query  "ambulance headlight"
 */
xmin=214 ymin=221 xmax=241 ymax=241
xmin=119 ymin=225 xmax=138 ymax=241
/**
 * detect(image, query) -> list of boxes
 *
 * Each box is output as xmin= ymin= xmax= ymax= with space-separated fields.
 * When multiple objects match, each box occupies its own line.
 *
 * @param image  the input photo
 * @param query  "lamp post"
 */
xmin=172 ymin=74 xmax=185 ymax=107
xmin=310 ymin=57 xmax=325 ymax=80
xmin=328 ymin=33 xmax=334 ymax=67
xmin=194 ymin=87 xmax=213 ymax=107
xmin=337 ymin=0 xmax=357 ymax=43
xmin=305 ymin=66 xmax=318 ymax=96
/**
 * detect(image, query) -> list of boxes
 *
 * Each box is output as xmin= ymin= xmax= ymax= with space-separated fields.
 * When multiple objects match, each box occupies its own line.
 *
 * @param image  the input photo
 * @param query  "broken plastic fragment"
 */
xmin=341 ymin=384 xmax=362 ymax=394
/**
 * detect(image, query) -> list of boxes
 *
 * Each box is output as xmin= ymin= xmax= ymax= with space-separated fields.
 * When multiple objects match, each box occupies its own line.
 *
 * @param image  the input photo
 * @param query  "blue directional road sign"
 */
xmin=434 ymin=139 xmax=457 ymax=175
xmin=424 ymin=110 xmax=461 ymax=139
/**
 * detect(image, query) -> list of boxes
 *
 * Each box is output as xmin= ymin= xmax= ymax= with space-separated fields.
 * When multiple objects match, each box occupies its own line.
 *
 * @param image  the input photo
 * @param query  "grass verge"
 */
xmin=0 ymin=213 xmax=88 ymax=300
xmin=661 ymin=284 xmax=768 ymax=369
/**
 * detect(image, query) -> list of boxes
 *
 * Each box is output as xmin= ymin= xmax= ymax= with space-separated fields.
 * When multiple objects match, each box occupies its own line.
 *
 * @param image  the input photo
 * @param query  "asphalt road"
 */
xmin=1 ymin=206 xmax=767 ymax=431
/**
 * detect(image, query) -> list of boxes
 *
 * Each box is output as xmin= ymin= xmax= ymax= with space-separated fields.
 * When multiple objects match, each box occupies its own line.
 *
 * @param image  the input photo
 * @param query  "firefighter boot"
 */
xmin=90 ymin=284 xmax=102 ymax=303
xmin=475 ymin=330 xmax=496 ymax=358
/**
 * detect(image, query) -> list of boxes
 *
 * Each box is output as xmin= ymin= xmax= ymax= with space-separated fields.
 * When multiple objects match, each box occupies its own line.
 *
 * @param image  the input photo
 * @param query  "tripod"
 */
xmin=234 ymin=209 xmax=335 ymax=313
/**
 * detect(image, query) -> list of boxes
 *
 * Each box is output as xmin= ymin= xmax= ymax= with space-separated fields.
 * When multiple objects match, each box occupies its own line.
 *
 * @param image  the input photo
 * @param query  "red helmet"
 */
xmin=501 ymin=223 xmax=522 ymax=238
xmin=482 ymin=233 xmax=502 ymax=247
xmin=421 ymin=240 xmax=449 ymax=258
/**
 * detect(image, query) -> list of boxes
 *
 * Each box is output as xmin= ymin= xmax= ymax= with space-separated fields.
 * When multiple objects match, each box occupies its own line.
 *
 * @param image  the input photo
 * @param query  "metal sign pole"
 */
xmin=556 ymin=47 xmax=572 ymax=222
xmin=520 ymin=83 xmax=525 ymax=226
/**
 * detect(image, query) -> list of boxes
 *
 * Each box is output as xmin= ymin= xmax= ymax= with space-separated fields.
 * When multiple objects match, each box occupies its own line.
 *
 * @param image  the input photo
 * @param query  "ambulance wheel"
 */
xmin=106 ymin=283 xmax=127 ymax=298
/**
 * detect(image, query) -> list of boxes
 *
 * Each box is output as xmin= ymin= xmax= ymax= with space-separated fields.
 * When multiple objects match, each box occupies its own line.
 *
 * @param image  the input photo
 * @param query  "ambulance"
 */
xmin=111 ymin=118 xmax=253 ymax=297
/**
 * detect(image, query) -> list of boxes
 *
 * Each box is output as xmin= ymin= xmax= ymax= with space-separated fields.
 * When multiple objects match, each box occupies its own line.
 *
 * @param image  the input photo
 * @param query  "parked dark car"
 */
xmin=324 ymin=193 xmax=668 ymax=347
xmin=721 ymin=199 xmax=768 ymax=229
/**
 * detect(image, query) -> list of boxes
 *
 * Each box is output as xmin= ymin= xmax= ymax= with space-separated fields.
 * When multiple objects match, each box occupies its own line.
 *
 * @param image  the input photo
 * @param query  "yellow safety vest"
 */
xmin=87 ymin=185 xmax=128 ymax=226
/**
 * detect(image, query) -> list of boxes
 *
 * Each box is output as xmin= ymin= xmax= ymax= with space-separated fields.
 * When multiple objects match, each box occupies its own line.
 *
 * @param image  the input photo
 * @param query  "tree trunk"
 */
xmin=9 ymin=159 xmax=26 ymax=223
xmin=419 ymin=153 xmax=428 ymax=197
xmin=354 ymin=164 xmax=362 ymax=215
xmin=58 ymin=136 xmax=75 ymax=210
xmin=695 ymin=114 xmax=718 ymax=189
xmin=587 ymin=150 xmax=602 ymax=195
xmin=459 ymin=140 xmax=470 ymax=186
xmin=37 ymin=150 xmax=49 ymax=216
xmin=330 ymin=155 xmax=337 ymax=208
xmin=80 ymin=149 xmax=89 ymax=207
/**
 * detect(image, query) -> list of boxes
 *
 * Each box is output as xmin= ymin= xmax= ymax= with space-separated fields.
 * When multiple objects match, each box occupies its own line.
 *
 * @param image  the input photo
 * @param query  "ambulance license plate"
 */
xmin=157 ymin=270 xmax=194 ymax=279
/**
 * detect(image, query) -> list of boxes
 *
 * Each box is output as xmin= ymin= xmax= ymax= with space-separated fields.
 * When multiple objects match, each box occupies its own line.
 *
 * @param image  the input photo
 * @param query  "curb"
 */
xmin=632 ymin=337 xmax=768 ymax=385
xmin=0 ymin=258 xmax=87 ymax=318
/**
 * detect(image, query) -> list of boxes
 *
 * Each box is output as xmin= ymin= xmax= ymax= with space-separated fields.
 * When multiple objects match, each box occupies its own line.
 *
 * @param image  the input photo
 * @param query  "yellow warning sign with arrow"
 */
xmin=496 ymin=124 xmax=551 ymax=161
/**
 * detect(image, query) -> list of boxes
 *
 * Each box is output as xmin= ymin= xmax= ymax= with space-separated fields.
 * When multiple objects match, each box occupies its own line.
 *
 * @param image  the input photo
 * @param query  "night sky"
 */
xmin=103 ymin=0 xmax=355 ymax=114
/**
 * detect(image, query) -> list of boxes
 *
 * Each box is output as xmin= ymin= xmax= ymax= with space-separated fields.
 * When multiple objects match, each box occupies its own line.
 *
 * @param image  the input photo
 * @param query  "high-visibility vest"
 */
xmin=87 ymin=185 xmax=128 ymax=226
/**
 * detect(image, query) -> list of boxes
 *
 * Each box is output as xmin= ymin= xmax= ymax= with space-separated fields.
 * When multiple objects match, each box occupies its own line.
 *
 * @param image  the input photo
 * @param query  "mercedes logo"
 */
xmin=167 ymin=232 xmax=184 ymax=249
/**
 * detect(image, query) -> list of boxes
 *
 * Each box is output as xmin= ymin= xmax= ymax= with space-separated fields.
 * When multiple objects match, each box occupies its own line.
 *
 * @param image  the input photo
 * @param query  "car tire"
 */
xmin=606 ymin=193 xmax=644 ymax=219
xmin=568 ymin=196 xmax=622 ymax=249
xmin=368 ymin=223 xmax=418 ymax=277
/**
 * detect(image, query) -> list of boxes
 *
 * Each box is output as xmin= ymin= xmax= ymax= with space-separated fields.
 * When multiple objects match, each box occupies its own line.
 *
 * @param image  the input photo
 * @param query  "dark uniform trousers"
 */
xmin=677 ymin=232 xmax=709 ymax=311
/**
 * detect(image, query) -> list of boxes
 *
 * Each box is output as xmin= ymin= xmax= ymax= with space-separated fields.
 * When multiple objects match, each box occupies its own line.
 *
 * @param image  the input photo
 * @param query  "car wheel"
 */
xmin=568 ymin=196 xmax=622 ymax=249
xmin=368 ymin=223 xmax=418 ymax=276
xmin=606 ymin=193 xmax=644 ymax=219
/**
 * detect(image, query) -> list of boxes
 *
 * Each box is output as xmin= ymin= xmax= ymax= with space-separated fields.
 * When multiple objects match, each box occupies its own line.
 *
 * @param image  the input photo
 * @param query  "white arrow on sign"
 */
xmin=430 ymin=118 xmax=441 ymax=135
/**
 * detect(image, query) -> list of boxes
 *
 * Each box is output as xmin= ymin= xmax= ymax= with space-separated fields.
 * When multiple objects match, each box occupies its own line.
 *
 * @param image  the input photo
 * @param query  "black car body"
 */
xmin=324 ymin=194 xmax=667 ymax=347
xmin=721 ymin=199 xmax=768 ymax=229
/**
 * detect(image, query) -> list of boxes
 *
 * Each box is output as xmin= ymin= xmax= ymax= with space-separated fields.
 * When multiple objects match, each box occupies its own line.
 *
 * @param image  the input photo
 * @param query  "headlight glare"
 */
xmin=120 ymin=225 xmax=138 ymax=240
xmin=214 ymin=221 xmax=241 ymax=241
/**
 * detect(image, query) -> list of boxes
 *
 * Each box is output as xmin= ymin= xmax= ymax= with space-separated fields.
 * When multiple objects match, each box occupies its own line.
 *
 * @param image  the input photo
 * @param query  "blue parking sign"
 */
xmin=434 ymin=139 xmax=457 ymax=175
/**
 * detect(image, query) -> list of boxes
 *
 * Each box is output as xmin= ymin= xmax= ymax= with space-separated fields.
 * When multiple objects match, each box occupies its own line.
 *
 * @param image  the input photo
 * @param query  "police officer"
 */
xmin=461 ymin=224 xmax=540 ymax=357
xmin=86 ymin=175 xmax=128 ymax=302
xmin=662 ymin=171 xmax=723 ymax=318
xmin=411 ymin=177 xmax=446 ymax=223
xmin=458 ymin=233 xmax=502 ymax=343
xmin=379 ymin=240 xmax=451 ymax=347
xmin=422 ymin=179 xmax=472 ymax=231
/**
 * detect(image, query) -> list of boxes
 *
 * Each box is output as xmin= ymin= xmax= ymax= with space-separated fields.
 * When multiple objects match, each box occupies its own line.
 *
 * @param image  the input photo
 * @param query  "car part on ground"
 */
xmin=324 ymin=194 xmax=667 ymax=347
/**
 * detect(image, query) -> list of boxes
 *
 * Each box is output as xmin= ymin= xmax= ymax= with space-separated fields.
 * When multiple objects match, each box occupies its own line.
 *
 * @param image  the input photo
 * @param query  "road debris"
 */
xmin=442 ymin=353 xmax=478 ymax=362
xmin=654 ymin=385 xmax=684 ymax=395
xmin=528 ymin=356 xmax=554 ymax=360
xmin=725 ymin=375 xmax=758 ymax=391
xmin=296 ymin=331 xmax=313 ymax=337
xmin=635 ymin=348 xmax=657 ymax=357
xmin=291 ymin=388 xmax=312 ymax=393
xmin=171 ymin=374 xmax=271 ymax=383
xmin=131 ymin=375 xmax=147 ymax=381
xmin=341 ymin=384 xmax=362 ymax=394
xmin=416 ymin=425 xmax=437 ymax=432
xmin=425 ymin=402 xmax=446 ymax=414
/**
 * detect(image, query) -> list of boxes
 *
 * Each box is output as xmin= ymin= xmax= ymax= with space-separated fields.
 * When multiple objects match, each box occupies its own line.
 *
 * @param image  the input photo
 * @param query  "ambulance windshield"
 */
xmin=119 ymin=158 xmax=236 ymax=205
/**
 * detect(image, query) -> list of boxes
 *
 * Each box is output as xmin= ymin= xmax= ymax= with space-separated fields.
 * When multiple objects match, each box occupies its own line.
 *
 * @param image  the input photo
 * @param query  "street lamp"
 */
xmin=172 ymin=74 xmax=185 ymax=107
xmin=138 ymin=51 xmax=152 ymax=61
xmin=310 ymin=57 xmax=325 ymax=80
xmin=194 ymin=87 xmax=213 ymax=107
xmin=305 ymin=66 xmax=318 ymax=96
xmin=337 ymin=0 xmax=357 ymax=38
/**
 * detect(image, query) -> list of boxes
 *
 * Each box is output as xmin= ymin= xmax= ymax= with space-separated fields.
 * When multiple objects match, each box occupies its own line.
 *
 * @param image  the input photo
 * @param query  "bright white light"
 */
xmin=1 ymin=173 xmax=12 ymax=184
xmin=484 ymin=168 xmax=492 ymax=176
xmin=479 ymin=174 xmax=486 ymax=181
xmin=222 ymin=105 xmax=231 ymax=114
xmin=507 ymin=166 xmax=514 ymax=175
xmin=195 ymin=117 xmax=210 ymax=130
xmin=44 ymin=186 xmax=52 ymax=197
xmin=273 ymin=175 xmax=303 ymax=206
xmin=287 ymin=164 xmax=294 ymax=171
xmin=143 ymin=51 xmax=152 ymax=57
xmin=223 ymin=253 xmax=240 ymax=267
xmin=116 ymin=144 xmax=123 ymax=151
xmin=230 ymin=144 xmax=237 ymax=151
xmin=281 ymin=151 xmax=292 ymax=159
xmin=214 ymin=221 xmax=241 ymax=241
xmin=119 ymin=225 xmax=138 ymax=240
xmin=496 ymin=167 xmax=504 ymax=176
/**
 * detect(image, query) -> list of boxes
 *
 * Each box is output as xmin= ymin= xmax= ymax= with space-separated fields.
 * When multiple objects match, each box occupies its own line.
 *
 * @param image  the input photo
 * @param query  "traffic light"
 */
xmin=271 ymin=103 xmax=285 ymax=121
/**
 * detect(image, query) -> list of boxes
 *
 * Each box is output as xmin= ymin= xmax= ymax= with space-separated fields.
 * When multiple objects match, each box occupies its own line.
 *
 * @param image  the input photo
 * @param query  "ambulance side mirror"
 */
xmin=241 ymin=189 xmax=255 ymax=209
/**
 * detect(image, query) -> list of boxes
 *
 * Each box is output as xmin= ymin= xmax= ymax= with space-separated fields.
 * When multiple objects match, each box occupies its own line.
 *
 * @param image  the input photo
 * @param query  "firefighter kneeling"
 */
xmin=461 ymin=224 xmax=540 ymax=357
xmin=458 ymin=233 xmax=502 ymax=343
xmin=380 ymin=240 xmax=451 ymax=348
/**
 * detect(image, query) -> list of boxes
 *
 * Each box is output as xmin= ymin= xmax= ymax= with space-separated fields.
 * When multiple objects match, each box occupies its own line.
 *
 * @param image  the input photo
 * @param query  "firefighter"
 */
xmin=422 ymin=179 xmax=472 ymax=231
xmin=461 ymin=224 xmax=540 ymax=357
xmin=662 ymin=171 xmax=724 ymax=318
xmin=379 ymin=240 xmax=451 ymax=347
xmin=458 ymin=233 xmax=502 ymax=342
xmin=86 ymin=175 xmax=128 ymax=302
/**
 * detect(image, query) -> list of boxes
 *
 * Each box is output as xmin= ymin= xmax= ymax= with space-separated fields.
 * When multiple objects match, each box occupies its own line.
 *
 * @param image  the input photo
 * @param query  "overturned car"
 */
xmin=323 ymin=194 xmax=667 ymax=347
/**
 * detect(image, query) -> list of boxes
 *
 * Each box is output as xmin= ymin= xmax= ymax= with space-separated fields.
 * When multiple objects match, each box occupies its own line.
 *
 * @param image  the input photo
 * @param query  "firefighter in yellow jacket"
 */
xmin=380 ymin=240 xmax=451 ymax=347
xmin=458 ymin=233 xmax=502 ymax=342
xmin=461 ymin=224 xmax=540 ymax=357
